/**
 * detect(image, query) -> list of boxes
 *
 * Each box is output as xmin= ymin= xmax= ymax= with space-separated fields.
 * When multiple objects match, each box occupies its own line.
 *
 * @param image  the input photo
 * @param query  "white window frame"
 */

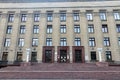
xmin=18 ymin=38 xmax=24 ymax=47
xmin=4 ymin=38 xmax=10 ymax=47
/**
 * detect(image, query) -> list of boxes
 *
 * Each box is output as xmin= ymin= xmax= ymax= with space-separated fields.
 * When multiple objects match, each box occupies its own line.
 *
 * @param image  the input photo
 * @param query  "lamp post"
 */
xmin=26 ymin=48 xmax=31 ymax=62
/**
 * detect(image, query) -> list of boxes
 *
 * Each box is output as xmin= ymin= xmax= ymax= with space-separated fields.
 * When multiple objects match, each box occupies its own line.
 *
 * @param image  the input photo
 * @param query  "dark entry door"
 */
xmin=45 ymin=50 xmax=52 ymax=63
xmin=75 ymin=50 xmax=82 ymax=62
xmin=60 ymin=50 xmax=67 ymax=63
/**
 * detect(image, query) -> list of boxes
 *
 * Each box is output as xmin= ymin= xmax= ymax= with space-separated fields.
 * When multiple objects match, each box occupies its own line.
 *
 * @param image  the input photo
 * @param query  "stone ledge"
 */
xmin=20 ymin=62 xmax=31 ymax=67
xmin=96 ymin=62 xmax=108 ymax=67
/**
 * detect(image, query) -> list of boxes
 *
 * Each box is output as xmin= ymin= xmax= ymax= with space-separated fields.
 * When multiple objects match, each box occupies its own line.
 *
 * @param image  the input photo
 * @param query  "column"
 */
xmin=67 ymin=10 xmax=74 ymax=63
xmin=0 ymin=11 xmax=7 ymax=60
xmin=80 ymin=10 xmax=89 ymax=62
xmin=53 ymin=10 xmax=60 ymax=62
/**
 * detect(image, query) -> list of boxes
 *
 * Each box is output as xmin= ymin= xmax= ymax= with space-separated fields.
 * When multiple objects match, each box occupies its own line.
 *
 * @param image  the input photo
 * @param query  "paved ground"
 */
xmin=0 ymin=63 xmax=120 ymax=80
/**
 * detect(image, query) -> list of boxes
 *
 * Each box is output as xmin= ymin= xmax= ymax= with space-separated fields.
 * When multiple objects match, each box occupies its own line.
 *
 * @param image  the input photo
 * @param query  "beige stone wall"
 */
xmin=0 ymin=1 xmax=120 ymax=63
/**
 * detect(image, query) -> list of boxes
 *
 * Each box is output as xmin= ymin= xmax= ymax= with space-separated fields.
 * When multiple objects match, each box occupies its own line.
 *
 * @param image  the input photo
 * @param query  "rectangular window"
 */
xmin=60 ymin=12 xmax=66 ymax=21
xmin=114 ymin=12 xmax=120 ymax=20
xmin=73 ymin=12 xmax=79 ymax=21
xmin=60 ymin=25 xmax=66 ymax=33
xmin=46 ymin=38 xmax=52 ymax=46
xmin=21 ymin=14 xmax=27 ymax=22
xmin=116 ymin=24 xmax=120 ymax=33
xmin=99 ymin=12 xmax=107 ymax=20
xmin=33 ymin=25 xmax=39 ymax=34
xmin=32 ymin=38 xmax=38 ymax=46
xmin=20 ymin=25 xmax=25 ymax=34
xmin=118 ymin=37 xmax=120 ymax=46
xmin=102 ymin=24 xmax=108 ymax=33
xmin=2 ymin=52 xmax=8 ymax=61
xmin=47 ymin=12 xmax=53 ymax=22
xmin=34 ymin=13 xmax=40 ymax=22
xmin=106 ymin=51 xmax=112 ymax=61
xmin=88 ymin=24 xmax=94 ymax=33
xmin=104 ymin=37 xmax=110 ymax=46
xmin=4 ymin=38 xmax=10 ymax=47
xmin=74 ymin=25 xmax=80 ymax=33
xmin=75 ymin=38 xmax=81 ymax=46
xmin=60 ymin=38 xmax=67 ymax=46
xmin=8 ymin=14 xmax=14 ymax=22
xmin=89 ymin=37 xmax=95 ymax=47
xmin=6 ymin=25 xmax=12 ymax=34
xmin=47 ymin=25 xmax=52 ymax=34
xmin=16 ymin=52 xmax=22 ymax=61
xmin=18 ymin=38 xmax=24 ymax=47
xmin=86 ymin=13 xmax=93 ymax=21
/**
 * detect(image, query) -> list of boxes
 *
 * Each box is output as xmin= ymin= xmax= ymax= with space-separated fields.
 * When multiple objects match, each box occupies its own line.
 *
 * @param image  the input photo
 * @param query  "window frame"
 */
xmin=46 ymin=38 xmax=52 ymax=46
xmin=33 ymin=25 xmax=39 ymax=34
xmin=60 ymin=25 xmax=66 ymax=33
xmin=32 ymin=38 xmax=38 ymax=47
xmin=104 ymin=37 xmax=110 ymax=46
xmin=75 ymin=38 xmax=81 ymax=46
xmin=60 ymin=38 xmax=67 ymax=46
xmin=74 ymin=25 xmax=80 ymax=33
xmin=89 ymin=37 xmax=95 ymax=47
xmin=88 ymin=24 xmax=94 ymax=33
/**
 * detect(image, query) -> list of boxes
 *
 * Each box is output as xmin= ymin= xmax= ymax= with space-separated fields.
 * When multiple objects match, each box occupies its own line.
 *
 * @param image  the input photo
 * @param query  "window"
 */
xmin=34 ymin=13 xmax=40 ymax=22
xmin=2 ymin=52 xmax=8 ymax=61
xmin=21 ymin=14 xmax=27 ymax=22
xmin=60 ymin=38 xmax=67 ymax=46
xmin=73 ymin=12 xmax=79 ymax=21
xmin=114 ymin=12 xmax=120 ymax=20
xmin=118 ymin=37 xmax=120 ymax=46
xmin=31 ymin=52 xmax=37 ymax=62
xmin=99 ymin=12 xmax=107 ymax=20
xmin=75 ymin=38 xmax=81 ymax=46
xmin=91 ymin=52 xmax=97 ymax=61
xmin=16 ymin=52 xmax=22 ymax=61
xmin=116 ymin=24 xmax=120 ymax=33
xmin=102 ymin=24 xmax=108 ymax=33
xmin=47 ymin=25 xmax=52 ymax=34
xmin=74 ymin=25 xmax=80 ymax=33
xmin=6 ymin=25 xmax=12 ymax=34
xmin=86 ymin=13 xmax=93 ymax=21
xmin=8 ymin=14 xmax=14 ymax=22
xmin=106 ymin=51 xmax=112 ymax=61
xmin=47 ymin=12 xmax=53 ymax=22
xmin=88 ymin=24 xmax=94 ymax=33
xmin=60 ymin=25 xmax=66 ymax=33
xmin=60 ymin=12 xmax=66 ymax=21
xmin=4 ymin=38 xmax=10 ymax=47
xmin=20 ymin=25 xmax=25 ymax=34
xmin=32 ymin=38 xmax=38 ymax=46
xmin=89 ymin=37 xmax=95 ymax=47
xmin=18 ymin=38 xmax=24 ymax=47
xmin=46 ymin=38 xmax=52 ymax=46
xmin=33 ymin=25 xmax=39 ymax=34
xmin=104 ymin=37 xmax=110 ymax=46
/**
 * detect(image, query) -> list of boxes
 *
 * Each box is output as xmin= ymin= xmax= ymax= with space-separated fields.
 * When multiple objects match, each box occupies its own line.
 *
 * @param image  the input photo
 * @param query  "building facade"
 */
xmin=0 ymin=0 xmax=120 ymax=64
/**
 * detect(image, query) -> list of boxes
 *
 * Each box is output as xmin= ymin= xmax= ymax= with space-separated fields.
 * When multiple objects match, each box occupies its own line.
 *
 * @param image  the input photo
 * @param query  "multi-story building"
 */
xmin=0 ymin=0 xmax=120 ymax=64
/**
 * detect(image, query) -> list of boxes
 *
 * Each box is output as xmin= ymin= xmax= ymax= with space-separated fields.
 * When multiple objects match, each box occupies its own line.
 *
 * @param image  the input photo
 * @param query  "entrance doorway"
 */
xmin=75 ymin=50 xmax=82 ymax=62
xmin=73 ymin=46 xmax=85 ymax=63
xmin=45 ymin=50 xmax=52 ymax=63
xmin=57 ymin=46 xmax=69 ymax=63
xmin=42 ymin=46 xmax=54 ymax=63
xmin=60 ymin=50 xmax=67 ymax=63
